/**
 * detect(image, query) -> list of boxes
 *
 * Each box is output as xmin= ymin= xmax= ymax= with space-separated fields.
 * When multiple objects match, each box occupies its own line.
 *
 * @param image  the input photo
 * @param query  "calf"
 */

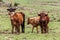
xmin=38 ymin=12 xmax=49 ymax=33
xmin=7 ymin=8 xmax=25 ymax=34
xmin=27 ymin=16 xmax=40 ymax=33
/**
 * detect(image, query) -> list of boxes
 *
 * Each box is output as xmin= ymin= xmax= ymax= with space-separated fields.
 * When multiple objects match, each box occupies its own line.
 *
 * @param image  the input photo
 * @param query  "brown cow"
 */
xmin=7 ymin=8 xmax=25 ymax=34
xmin=38 ymin=12 xmax=49 ymax=33
xmin=27 ymin=16 xmax=40 ymax=33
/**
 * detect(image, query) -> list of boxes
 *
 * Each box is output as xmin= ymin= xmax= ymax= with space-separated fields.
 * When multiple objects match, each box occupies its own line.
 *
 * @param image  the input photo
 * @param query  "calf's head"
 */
xmin=38 ymin=12 xmax=48 ymax=22
xmin=7 ymin=8 xmax=16 ymax=20
xmin=7 ymin=8 xmax=16 ymax=15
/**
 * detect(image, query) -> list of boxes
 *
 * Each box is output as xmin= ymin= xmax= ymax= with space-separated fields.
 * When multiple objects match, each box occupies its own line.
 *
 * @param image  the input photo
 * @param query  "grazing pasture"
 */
xmin=0 ymin=0 xmax=60 ymax=40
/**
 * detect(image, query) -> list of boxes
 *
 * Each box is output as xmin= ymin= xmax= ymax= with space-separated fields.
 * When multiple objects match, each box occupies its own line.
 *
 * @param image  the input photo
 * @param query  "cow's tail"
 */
xmin=21 ymin=12 xmax=25 ymax=33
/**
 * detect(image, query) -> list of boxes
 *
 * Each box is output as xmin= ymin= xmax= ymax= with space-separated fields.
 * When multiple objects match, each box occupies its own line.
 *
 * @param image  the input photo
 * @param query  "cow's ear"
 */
xmin=13 ymin=8 xmax=16 ymax=11
xmin=45 ymin=14 xmax=48 ymax=16
xmin=7 ymin=9 xmax=10 ymax=11
xmin=38 ymin=14 xmax=41 ymax=16
xmin=12 ymin=8 xmax=16 ymax=12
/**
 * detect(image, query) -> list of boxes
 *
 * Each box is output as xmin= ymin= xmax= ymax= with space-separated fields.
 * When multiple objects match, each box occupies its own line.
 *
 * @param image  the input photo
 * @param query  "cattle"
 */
xmin=7 ymin=8 xmax=25 ymax=34
xmin=27 ymin=16 xmax=40 ymax=33
xmin=38 ymin=12 xmax=49 ymax=33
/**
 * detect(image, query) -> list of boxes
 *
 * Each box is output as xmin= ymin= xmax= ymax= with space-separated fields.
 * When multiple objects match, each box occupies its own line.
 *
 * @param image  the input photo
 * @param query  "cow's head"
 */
xmin=38 ymin=12 xmax=48 ymax=22
xmin=7 ymin=8 xmax=16 ymax=16
xmin=7 ymin=8 xmax=16 ymax=12
xmin=7 ymin=8 xmax=16 ymax=20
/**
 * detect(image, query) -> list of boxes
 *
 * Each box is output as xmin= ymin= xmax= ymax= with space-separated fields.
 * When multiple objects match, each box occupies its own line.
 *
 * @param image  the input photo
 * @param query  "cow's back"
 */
xmin=13 ymin=12 xmax=24 ymax=24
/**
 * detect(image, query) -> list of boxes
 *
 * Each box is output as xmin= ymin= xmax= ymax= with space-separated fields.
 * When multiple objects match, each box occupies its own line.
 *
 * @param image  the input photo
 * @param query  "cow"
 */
xmin=38 ymin=12 xmax=49 ymax=33
xmin=27 ymin=16 xmax=40 ymax=33
xmin=7 ymin=8 xmax=25 ymax=34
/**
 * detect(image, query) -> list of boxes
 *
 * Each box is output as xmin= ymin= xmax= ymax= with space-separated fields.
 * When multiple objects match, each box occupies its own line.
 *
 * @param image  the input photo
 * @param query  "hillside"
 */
xmin=1 ymin=0 xmax=60 ymax=21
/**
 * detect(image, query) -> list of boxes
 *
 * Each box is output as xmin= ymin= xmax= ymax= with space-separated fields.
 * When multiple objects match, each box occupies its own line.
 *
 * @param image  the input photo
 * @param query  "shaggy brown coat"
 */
xmin=27 ymin=16 xmax=40 ymax=33
xmin=38 ymin=12 xmax=49 ymax=33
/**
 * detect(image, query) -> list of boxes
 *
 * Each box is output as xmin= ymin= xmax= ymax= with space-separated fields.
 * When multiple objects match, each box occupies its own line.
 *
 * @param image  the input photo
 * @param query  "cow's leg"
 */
xmin=31 ymin=27 xmax=34 ymax=33
xmin=44 ymin=25 xmax=46 ymax=33
xmin=16 ymin=25 xmax=20 ymax=34
xmin=11 ymin=20 xmax=14 ymax=34
xmin=41 ymin=25 xmax=45 ymax=33
xmin=20 ymin=13 xmax=25 ymax=33
xmin=12 ymin=25 xmax=14 ymax=34
xmin=21 ymin=24 xmax=25 ymax=33
xmin=21 ymin=15 xmax=25 ymax=33
xmin=42 ymin=26 xmax=44 ymax=33
xmin=15 ymin=26 xmax=17 ymax=34
xmin=45 ymin=21 xmax=49 ymax=33
xmin=36 ymin=26 xmax=38 ymax=33
xmin=41 ymin=26 xmax=43 ymax=33
xmin=42 ymin=26 xmax=45 ymax=33
xmin=40 ymin=23 xmax=43 ymax=33
xmin=42 ymin=24 xmax=46 ymax=33
xmin=15 ymin=25 xmax=19 ymax=34
xmin=17 ymin=27 xmax=20 ymax=34
xmin=44 ymin=26 xmax=46 ymax=33
xmin=17 ymin=26 xmax=20 ymax=34
xmin=40 ymin=22 xmax=45 ymax=33
xmin=40 ymin=25 xmax=42 ymax=33
xmin=46 ymin=25 xmax=48 ymax=33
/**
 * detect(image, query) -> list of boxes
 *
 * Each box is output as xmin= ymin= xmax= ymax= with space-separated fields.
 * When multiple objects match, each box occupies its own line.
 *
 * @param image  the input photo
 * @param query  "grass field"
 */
xmin=0 ymin=0 xmax=60 ymax=40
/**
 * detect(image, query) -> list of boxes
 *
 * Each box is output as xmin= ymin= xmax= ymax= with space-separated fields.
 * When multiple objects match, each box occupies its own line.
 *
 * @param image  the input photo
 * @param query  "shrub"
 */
xmin=14 ymin=2 xmax=19 ymax=7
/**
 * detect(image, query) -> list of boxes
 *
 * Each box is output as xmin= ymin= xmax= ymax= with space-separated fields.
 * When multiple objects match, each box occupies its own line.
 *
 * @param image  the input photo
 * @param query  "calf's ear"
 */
xmin=7 ymin=8 xmax=16 ymax=12
xmin=13 ymin=8 xmax=16 ymax=11
xmin=7 ymin=9 xmax=10 ymax=11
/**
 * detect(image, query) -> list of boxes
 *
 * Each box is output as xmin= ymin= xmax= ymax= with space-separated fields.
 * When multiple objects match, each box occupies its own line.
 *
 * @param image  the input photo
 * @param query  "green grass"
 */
xmin=0 ymin=0 xmax=60 ymax=40
xmin=0 ymin=12 xmax=60 ymax=40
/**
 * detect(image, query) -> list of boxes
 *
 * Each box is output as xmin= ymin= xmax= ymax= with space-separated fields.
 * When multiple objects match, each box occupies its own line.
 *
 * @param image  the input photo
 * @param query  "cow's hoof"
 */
xmin=22 ymin=31 xmax=25 ymax=33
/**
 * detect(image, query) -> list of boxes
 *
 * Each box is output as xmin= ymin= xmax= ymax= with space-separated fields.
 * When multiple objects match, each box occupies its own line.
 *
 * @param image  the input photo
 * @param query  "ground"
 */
xmin=0 ymin=0 xmax=60 ymax=40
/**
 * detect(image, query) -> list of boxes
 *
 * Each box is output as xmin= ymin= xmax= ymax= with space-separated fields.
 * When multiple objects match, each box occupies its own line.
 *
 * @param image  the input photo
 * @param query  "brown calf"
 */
xmin=27 ymin=16 xmax=40 ymax=33
xmin=7 ymin=8 xmax=25 ymax=34
xmin=38 ymin=12 xmax=49 ymax=33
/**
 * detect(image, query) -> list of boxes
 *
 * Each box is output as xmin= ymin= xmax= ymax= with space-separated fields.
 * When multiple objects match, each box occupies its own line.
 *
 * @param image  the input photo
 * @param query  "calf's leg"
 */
xmin=46 ymin=25 xmax=48 ymax=33
xmin=21 ymin=24 xmax=25 ymax=33
xmin=36 ymin=26 xmax=39 ymax=33
xmin=12 ymin=26 xmax=14 ymax=34
xmin=32 ymin=27 xmax=34 ymax=33
xmin=16 ymin=25 xmax=20 ymax=34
